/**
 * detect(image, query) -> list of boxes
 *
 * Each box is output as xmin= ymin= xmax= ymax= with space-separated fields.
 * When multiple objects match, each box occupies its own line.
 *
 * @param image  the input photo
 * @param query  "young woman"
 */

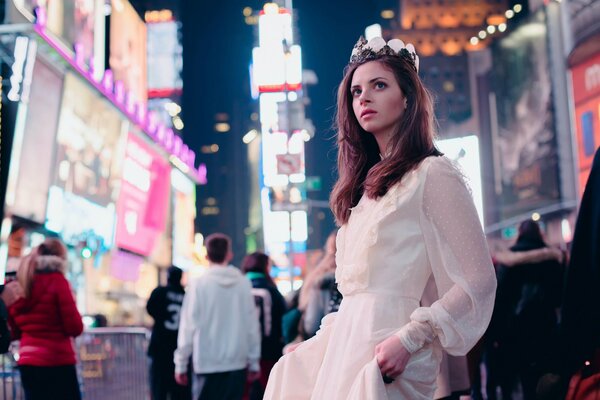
xmin=8 ymin=238 xmax=83 ymax=400
xmin=264 ymin=36 xmax=496 ymax=399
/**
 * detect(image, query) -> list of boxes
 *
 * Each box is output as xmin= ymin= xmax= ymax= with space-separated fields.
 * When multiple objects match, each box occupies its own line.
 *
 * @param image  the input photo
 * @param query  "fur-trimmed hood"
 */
xmin=35 ymin=255 xmax=67 ymax=274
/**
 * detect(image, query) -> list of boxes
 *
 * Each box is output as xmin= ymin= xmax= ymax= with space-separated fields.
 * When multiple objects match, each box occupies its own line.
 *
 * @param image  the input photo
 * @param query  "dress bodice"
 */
xmin=335 ymin=162 xmax=430 ymax=301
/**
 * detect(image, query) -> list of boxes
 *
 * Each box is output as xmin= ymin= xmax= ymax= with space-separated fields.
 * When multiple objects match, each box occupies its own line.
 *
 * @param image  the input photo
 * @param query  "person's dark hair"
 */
xmin=241 ymin=252 xmax=276 ymax=286
xmin=37 ymin=238 xmax=68 ymax=259
xmin=517 ymin=219 xmax=545 ymax=246
xmin=330 ymin=56 xmax=441 ymax=225
xmin=205 ymin=233 xmax=231 ymax=264
xmin=167 ymin=265 xmax=183 ymax=286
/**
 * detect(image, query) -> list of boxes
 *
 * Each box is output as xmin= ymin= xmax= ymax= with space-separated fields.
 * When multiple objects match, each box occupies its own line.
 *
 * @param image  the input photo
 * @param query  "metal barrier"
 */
xmin=0 ymin=351 xmax=24 ymax=400
xmin=77 ymin=327 xmax=150 ymax=400
xmin=0 ymin=327 xmax=151 ymax=400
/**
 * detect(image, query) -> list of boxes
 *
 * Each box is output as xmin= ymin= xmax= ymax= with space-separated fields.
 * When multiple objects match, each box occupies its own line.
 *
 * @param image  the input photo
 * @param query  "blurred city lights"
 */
xmin=487 ymin=25 xmax=496 ymax=34
xmin=381 ymin=10 xmax=395 ymax=19
xmin=263 ymin=3 xmax=279 ymax=15
xmin=243 ymin=7 xmax=253 ymax=17
xmin=201 ymin=144 xmax=220 ymax=154
xmin=301 ymin=129 xmax=311 ymax=142
xmin=532 ymin=212 xmax=541 ymax=221
xmin=470 ymin=37 xmax=480 ymax=45
xmin=214 ymin=122 xmax=230 ymax=133
xmin=506 ymin=10 xmax=515 ymax=19
xmin=165 ymin=101 xmax=181 ymax=116
xmin=173 ymin=116 xmax=184 ymax=130
xmin=243 ymin=129 xmax=259 ymax=144
xmin=514 ymin=4 xmax=523 ymax=13
xmin=498 ymin=23 xmax=507 ymax=32
xmin=478 ymin=30 xmax=487 ymax=39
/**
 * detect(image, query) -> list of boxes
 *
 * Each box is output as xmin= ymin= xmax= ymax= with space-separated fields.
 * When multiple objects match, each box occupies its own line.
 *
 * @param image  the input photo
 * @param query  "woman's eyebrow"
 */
xmin=351 ymin=77 xmax=388 ymax=90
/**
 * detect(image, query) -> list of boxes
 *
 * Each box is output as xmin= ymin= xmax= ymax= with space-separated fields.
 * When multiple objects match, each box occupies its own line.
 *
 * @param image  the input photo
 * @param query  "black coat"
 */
xmin=146 ymin=283 xmax=185 ymax=360
xmin=561 ymin=148 xmax=600 ymax=375
xmin=492 ymin=239 xmax=564 ymax=366
xmin=248 ymin=276 xmax=286 ymax=361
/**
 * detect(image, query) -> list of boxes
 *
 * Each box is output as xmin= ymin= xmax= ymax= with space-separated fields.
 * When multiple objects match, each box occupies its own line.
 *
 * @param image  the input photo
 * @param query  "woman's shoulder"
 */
xmin=420 ymin=155 xmax=469 ymax=188
xmin=420 ymin=155 xmax=460 ymax=175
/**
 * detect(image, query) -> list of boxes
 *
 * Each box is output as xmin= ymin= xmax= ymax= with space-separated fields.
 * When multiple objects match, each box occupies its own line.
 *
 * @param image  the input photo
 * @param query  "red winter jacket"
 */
xmin=8 ymin=256 xmax=83 ymax=366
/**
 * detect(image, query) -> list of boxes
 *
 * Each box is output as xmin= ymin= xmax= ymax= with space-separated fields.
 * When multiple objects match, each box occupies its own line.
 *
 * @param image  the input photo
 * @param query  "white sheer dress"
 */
xmin=264 ymin=156 xmax=497 ymax=399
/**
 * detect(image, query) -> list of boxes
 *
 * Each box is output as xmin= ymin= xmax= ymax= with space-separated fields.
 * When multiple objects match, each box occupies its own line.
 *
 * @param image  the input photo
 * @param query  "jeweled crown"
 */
xmin=349 ymin=36 xmax=420 ymax=72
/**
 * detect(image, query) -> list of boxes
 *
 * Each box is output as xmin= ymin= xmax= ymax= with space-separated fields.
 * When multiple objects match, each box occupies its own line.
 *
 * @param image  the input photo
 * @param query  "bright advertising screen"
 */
xmin=5 ymin=58 xmax=63 ymax=223
xmin=46 ymin=72 xmax=125 ymax=245
xmin=171 ymin=169 xmax=196 ymax=270
xmin=17 ymin=0 xmax=105 ymax=72
xmin=109 ymin=0 xmax=148 ymax=105
xmin=115 ymin=132 xmax=170 ymax=256
xmin=436 ymin=135 xmax=484 ymax=226
xmin=147 ymin=21 xmax=183 ymax=97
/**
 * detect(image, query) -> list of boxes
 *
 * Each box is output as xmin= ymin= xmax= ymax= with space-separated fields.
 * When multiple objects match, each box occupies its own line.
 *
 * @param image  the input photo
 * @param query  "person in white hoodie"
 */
xmin=174 ymin=233 xmax=261 ymax=400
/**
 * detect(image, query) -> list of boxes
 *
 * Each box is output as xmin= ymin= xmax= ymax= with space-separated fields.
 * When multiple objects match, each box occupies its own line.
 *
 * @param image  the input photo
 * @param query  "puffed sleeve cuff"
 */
xmin=394 ymin=318 xmax=436 ymax=354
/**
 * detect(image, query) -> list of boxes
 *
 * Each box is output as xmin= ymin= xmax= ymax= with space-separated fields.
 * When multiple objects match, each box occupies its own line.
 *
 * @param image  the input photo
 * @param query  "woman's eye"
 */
xmin=375 ymin=82 xmax=386 ymax=89
xmin=352 ymin=88 xmax=362 ymax=96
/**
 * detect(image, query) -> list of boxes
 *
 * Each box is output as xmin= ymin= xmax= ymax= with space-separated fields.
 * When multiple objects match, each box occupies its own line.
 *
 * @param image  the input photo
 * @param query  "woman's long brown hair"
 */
xmin=330 ymin=55 xmax=440 ymax=225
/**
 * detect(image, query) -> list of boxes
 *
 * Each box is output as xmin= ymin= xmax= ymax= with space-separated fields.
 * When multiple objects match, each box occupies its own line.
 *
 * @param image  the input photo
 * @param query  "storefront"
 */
xmin=0 ymin=0 xmax=201 ymax=325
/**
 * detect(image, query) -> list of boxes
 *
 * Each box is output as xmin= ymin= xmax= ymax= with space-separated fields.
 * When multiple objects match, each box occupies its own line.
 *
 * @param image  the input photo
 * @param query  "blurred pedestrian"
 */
xmin=490 ymin=220 xmax=564 ymax=399
xmin=8 ymin=238 xmax=83 ymax=400
xmin=174 ymin=233 xmax=261 ymax=400
xmin=241 ymin=252 xmax=287 ymax=398
xmin=265 ymin=36 xmax=496 ymax=399
xmin=299 ymin=230 xmax=341 ymax=339
xmin=558 ymin=148 xmax=600 ymax=399
xmin=0 ymin=281 xmax=23 ymax=353
xmin=147 ymin=265 xmax=190 ymax=400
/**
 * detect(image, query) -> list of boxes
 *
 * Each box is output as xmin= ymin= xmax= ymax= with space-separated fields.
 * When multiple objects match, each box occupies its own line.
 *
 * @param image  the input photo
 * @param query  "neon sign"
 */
xmin=33 ymin=6 xmax=204 ymax=183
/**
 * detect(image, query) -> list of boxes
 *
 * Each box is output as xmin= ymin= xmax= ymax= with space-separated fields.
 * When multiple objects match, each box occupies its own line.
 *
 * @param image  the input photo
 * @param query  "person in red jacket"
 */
xmin=8 ymin=237 xmax=84 ymax=400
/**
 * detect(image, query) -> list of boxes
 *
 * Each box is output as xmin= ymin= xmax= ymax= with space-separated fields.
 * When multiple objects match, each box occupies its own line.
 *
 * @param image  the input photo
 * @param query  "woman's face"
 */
xmin=351 ymin=61 xmax=406 ymax=141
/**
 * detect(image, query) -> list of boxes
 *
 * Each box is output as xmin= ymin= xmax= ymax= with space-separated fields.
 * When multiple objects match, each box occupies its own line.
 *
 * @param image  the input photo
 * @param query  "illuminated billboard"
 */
xmin=52 ymin=73 xmax=124 ymax=207
xmin=171 ymin=169 xmax=196 ymax=270
xmin=436 ymin=135 xmax=484 ymax=226
xmin=147 ymin=21 xmax=183 ymax=98
xmin=490 ymin=10 xmax=560 ymax=219
xmin=109 ymin=0 xmax=147 ymax=105
xmin=15 ymin=0 xmax=105 ymax=73
xmin=571 ymin=52 xmax=600 ymax=196
xmin=115 ymin=132 xmax=171 ymax=256
xmin=45 ymin=72 xmax=124 ymax=245
xmin=5 ymin=58 xmax=63 ymax=224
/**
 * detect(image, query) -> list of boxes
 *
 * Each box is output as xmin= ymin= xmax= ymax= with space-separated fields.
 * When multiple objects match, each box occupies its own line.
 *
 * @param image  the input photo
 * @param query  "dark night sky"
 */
xmin=180 ymin=0 xmax=395 ymax=247
xmin=182 ymin=0 xmax=389 ymax=183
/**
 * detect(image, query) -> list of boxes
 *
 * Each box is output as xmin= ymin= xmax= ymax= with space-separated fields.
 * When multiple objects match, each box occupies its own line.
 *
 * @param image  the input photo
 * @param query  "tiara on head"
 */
xmin=349 ymin=36 xmax=420 ymax=72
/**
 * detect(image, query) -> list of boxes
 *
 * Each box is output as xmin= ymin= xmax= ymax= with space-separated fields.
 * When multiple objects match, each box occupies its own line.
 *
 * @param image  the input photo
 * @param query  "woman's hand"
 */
xmin=375 ymin=335 xmax=411 ymax=381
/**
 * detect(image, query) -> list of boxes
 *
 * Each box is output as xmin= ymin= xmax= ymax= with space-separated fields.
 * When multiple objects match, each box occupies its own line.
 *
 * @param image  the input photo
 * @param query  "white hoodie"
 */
xmin=174 ymin=265 xmax=261 ymax=374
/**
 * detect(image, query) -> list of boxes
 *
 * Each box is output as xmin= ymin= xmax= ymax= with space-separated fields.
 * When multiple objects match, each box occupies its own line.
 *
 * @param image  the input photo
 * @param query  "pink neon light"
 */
xmin=32 ymin=8 xmax=203 ymax=183
xmin=114 ymin=81 xmax=125 ymax=104
xmin=36 ymin=6 xmax=47 ymax=27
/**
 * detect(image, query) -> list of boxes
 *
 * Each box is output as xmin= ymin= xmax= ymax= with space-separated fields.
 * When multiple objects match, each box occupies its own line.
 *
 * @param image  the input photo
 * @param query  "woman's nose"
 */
xmin=359 ymin=91 xmax=370 ymax=105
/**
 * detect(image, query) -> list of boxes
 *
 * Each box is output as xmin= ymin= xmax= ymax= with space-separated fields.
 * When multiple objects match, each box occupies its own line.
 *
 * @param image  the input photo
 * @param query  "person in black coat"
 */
xmin=490 ymin=220 xmax=564 ymax=400
xmin=559 ymin=148 xmax=600 ymax=391
xmin=241 ymin=252 xmax=287 ymax=397
xmin=146 ymin=266 xmax=190 ymax=400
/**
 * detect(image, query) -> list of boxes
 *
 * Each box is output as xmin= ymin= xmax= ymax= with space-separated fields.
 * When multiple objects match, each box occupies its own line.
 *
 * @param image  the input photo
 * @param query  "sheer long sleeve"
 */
xmin=395 ymin=157 xmax=496 ymax=355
